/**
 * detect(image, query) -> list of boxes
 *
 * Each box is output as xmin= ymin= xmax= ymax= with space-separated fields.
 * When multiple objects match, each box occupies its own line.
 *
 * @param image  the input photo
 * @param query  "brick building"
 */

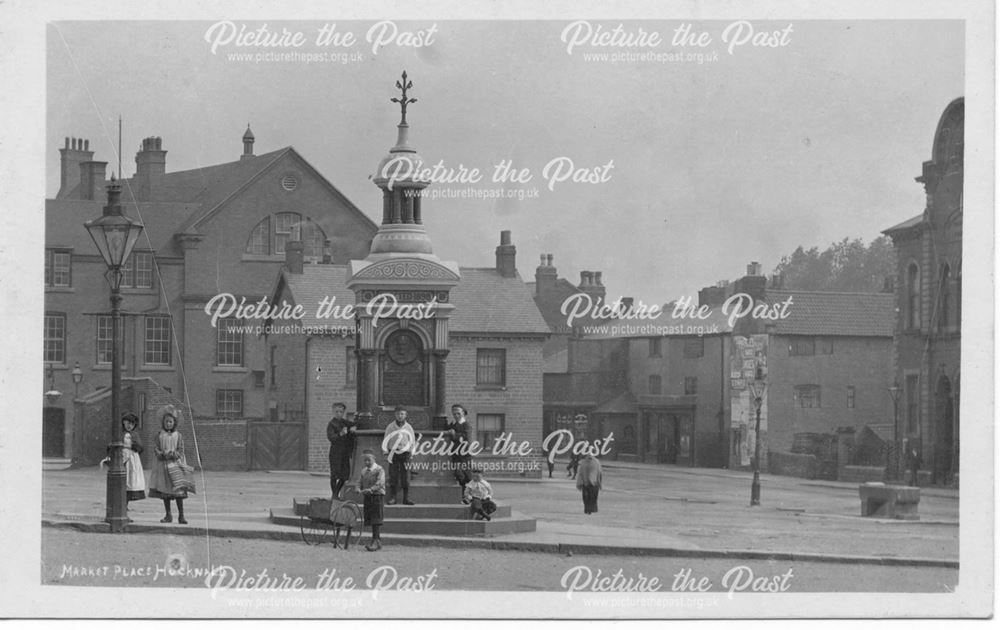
xmin=545 ymin=262 xmax=895 ymax=476
xmin=265 ymin=85 xmax=550 ymax=476
xmin=883 ymin=97 xmax=963 ymax=485
xmin=43 ymin=128 xmax=378 ymax=465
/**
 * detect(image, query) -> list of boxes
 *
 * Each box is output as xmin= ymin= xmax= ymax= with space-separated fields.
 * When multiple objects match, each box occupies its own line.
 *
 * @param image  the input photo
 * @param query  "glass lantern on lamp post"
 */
xmin=84 ymin=178 xmax=143 ymax=533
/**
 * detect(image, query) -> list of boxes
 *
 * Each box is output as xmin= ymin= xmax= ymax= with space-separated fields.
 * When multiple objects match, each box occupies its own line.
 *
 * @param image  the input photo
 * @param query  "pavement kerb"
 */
xmin=298 ymin=462 xmax=960 ymax=496
xmin=41 ymin=519 xmax=959 ymax=570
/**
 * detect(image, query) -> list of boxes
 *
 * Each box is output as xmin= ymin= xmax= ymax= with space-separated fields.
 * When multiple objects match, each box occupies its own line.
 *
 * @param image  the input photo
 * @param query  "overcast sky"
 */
xmin=47 ymin=19 xmax=963 ymax=304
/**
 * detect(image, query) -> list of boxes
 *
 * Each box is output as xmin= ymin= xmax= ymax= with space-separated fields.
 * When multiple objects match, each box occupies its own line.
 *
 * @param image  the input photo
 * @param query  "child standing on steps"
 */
xmin=359 ymin=449 xmax=385 ymax=552
xmin=147 ymin=406 xmax=195 ymax=524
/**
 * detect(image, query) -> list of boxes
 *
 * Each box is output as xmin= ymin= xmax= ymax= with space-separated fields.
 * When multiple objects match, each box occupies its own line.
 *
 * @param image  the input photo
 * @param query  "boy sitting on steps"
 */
xmin=462 ymin=468 xmax=497 ymax=521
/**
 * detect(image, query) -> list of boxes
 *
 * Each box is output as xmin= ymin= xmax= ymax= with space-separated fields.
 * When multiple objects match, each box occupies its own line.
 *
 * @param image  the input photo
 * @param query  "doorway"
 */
xmin=43 ymin=407 xmax=65 ymax=458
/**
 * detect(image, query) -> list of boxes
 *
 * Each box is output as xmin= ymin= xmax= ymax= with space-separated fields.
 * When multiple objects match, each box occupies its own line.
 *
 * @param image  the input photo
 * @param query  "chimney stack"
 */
xmin=535 ymin=253 xmax=557 ymax=298
xmin=578 ymin=270 xmax=607 ymax=301
xmin=134 ymin=136 xmax=167 ymax=200
xmin=495 ymin=230 xmax=517 ymax=278
xmin=58 ymin=137 xmax=95 ymax=198
xmin=698 ymin=285 xmax=727 ymax=307
xmin=78 ymin=160 xmax=108 ymax=201
xmin=285 ymin=240 xmax=304 ymax=274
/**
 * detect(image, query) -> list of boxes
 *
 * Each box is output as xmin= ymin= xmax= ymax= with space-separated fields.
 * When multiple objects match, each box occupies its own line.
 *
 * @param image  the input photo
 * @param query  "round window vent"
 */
xmin=281 ymin=174 xmax=298 ymax=191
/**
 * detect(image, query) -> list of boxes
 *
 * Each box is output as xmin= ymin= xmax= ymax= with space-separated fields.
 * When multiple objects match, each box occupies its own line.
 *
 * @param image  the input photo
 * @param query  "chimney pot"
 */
xmin=500 ymin=230 xmax=511 ymax=245
xmin=322 ymin=239 xmax=332 ymax=264
xmin=594 ymin=271 xmax=603 ymax=286
xmin=539 ymin=254 xmax=546 ymax=266
xmin=547 ymin=254 xmax=553 ymax=266
xmin=58 ymin=135 xmax=95 ymax=198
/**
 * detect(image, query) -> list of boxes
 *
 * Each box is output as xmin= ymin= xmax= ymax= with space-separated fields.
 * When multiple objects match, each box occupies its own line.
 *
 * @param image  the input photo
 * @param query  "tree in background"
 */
xmin=772 ymin=237 xmax=895 ymax=293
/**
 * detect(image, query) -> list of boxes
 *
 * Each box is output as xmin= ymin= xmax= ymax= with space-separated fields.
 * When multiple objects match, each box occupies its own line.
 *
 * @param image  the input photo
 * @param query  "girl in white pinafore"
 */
xmin=121 ymin=413 xmax=147 ymax=506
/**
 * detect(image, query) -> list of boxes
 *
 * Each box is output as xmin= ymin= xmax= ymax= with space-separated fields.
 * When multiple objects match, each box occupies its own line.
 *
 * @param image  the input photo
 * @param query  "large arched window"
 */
xmin=939 ymin=264 xmax=951 ymax=330
xmin=906 ymin=262 xmax=921 ymax=330
xmin=245 ymin=212 xmax=327 ymax=259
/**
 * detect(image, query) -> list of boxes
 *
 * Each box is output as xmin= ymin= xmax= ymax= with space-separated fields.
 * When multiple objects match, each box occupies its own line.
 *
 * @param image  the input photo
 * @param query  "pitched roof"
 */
xmin=450 ymin=268 xmax=550 ymax=334
xmin=882 ymin=213 xmax=926 ymax=235
xmin=55 ymin=146 xmax=376 ymax=247
xmin=45 ymin=198 xmax=200 ymax=256
xmin=280 ymin=264 xmax=550 ymax=335
xmin=764 ymin=289 xmax=895 ymax=336
xmin=533 ymin=277 xmax=584 ymax=333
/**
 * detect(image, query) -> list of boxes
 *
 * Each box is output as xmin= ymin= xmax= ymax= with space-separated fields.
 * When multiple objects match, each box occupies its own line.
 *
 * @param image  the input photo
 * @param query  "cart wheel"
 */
xmin=330 ymin=502 xmax=364 ymax=547
xmin=300 ymin=516 xmax=331 ymax=546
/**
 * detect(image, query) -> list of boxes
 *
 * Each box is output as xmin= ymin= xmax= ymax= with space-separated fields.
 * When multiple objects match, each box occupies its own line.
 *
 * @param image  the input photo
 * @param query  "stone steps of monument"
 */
xmin=269 ymin=507 xmax=537 ymax=537
xmin=338 ymin=483 xmax=464 ymax=505
xmin=292 ymin=496 xmax=512 ymax=520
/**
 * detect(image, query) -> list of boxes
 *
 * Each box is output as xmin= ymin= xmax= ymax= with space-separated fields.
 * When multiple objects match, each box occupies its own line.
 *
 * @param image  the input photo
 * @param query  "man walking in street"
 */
xmin=448 ymin=404 xmax=474 ymax=490
xmin=327 ymin=402 xmax=357 ymax=499
xmin=383 ymin=405 xmax=415 ymax=505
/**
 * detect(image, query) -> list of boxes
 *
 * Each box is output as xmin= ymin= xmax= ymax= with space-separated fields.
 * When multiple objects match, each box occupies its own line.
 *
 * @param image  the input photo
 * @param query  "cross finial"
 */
xmin=390 ymin=71 xmax=417 ymax=125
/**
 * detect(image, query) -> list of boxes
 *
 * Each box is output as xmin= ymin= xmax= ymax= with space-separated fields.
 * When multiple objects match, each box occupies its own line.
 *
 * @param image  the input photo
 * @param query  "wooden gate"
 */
xmin=248 ymin=422 xmax=306 ymax=470
xmin=43 ymin=407 xmax=66 ymax=457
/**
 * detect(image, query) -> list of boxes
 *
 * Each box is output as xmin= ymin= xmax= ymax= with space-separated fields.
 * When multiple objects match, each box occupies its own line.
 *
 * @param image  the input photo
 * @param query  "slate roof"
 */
xmin=882 ymin=213 xmax=926 ymax=235
xmin=533 ymin=277 xmax=589 ymax=333
xmin=450 ymin=268 xmax=550 ymax=334
xmin=279 ymin=264 xmax=550 ymax=335
xmin=763 ymin=290 xmax=895 ymax=337
xmin=54 ymin=146 xmax=376 ymax=249
xmin=45 ymin=199 xmax=200 ymax=256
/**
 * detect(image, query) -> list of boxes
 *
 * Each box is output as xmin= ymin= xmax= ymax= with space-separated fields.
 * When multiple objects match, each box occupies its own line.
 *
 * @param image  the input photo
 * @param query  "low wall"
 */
xmin=839 ymin=465 xmax=885 ymax=484
xmin=768 ymin=450 xmax=818 ymax=479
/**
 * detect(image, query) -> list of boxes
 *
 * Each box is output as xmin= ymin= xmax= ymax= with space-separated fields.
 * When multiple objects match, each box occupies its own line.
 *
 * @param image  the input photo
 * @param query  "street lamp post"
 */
xmin=748 ymin=364 xmax=767 ymax=506
xmin=71 ymin=361 xmax=83 ymax=398
xmin=85 ymin=178 xmax=144 ymax=533
xmin=887 ymin=381 xmax=902 ymax=483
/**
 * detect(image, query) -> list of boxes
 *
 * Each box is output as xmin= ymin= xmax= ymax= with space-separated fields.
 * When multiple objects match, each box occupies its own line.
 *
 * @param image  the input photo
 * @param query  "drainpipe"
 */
xmin=719 ymin=335 xmax=727 ymax=468
xmin=304 ymin=335 xmax=313 ymax=468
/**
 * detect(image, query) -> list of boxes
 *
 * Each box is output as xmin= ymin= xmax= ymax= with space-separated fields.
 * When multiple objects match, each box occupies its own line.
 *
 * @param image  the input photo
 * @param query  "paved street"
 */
xmin=42 ymin=460 xmax=958 ymax=563
xmin=42 ymin=529 xmax=957 ymax=592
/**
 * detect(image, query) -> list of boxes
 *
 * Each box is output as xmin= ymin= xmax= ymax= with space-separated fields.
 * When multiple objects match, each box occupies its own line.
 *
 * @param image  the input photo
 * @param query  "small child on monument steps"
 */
xmin=462 ymin=468 xmax=497 ymax=521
